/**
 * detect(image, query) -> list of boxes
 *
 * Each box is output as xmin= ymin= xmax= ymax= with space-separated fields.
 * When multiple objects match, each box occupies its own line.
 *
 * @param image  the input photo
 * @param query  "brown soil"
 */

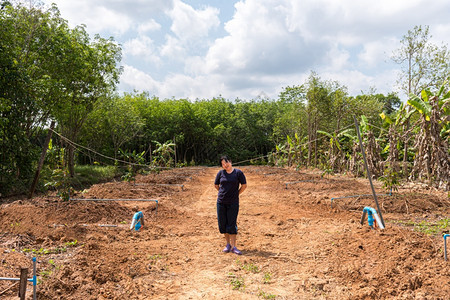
xmin=0 ymin=166 xmax=449 ymax=299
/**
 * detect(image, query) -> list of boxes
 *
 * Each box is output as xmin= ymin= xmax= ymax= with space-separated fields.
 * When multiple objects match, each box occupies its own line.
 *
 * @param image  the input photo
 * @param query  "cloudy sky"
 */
xmin=43 ymin=0 xmax=450 ymax=101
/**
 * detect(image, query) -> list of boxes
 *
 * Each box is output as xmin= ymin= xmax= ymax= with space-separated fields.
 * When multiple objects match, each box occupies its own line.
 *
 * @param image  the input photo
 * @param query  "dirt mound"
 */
xmin=0 ymin=166 xmax=449 ymax=299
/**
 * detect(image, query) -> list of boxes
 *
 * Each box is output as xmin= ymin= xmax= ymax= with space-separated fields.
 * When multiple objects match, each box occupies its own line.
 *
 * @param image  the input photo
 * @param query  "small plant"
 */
xmin=43 ymin=146 xmax=73 ymax=201
xmin=242 ymin=262 xmax=260 ymax=273
xmin=148 ymin=254 xmax=162 ymax=260
xmin=263 ymin=272 xmax=272 ymax=284
xmin=65 ymin=240 xmax=78 ymax=247
xmin=53 ymin=246 xmax=67 ymax=253
xmin=413 ymin=218 xmax=450 ymax=235
xmin=40 ymin=269 xmax=52 ymax=278
xmin=398 ymin=218 xmax=450 ymax=235
xmin=379 ymin=165 xmax=399 ymax=193
xmin=119 ymin=149 xmax=146 ymax=182
xmin=229 ymin=273 xmax=245 ymax=290
xmin=321 ymin=168 xmax=333 ymax=178
xmin=258 ymin=290 xmax=277 ymax=299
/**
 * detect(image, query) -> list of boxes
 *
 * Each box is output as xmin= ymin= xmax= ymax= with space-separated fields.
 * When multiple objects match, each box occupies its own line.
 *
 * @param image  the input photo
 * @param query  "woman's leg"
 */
xmin=229 ymin=234 xmax=236 ymax=248
xmin=224 ymin=233 xmax=231 ymax=245
xmin=226 ymin=203 xmax=239 ymax=249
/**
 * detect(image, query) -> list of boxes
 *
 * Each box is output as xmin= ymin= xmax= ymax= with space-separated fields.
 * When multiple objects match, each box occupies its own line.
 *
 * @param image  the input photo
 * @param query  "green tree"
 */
xmin=392 ymin=25 xmax=450 ymax=175
xmin=392 ymin=25 xmax=450 ymax=96
xmin=0 ymin=3 xmax=70 ymax=195
xmin=81 ymin=95 xmax=144 ymax=161
xmin=274 ymin=85 xmax=307 ymax=143
xmin=54 ymin=26 xmax=122 ymax=177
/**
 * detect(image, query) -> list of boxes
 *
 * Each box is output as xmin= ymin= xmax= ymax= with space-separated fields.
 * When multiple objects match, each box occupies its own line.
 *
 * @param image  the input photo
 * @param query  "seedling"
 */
xmin=258 ymin=290 xmax=277 ymax=299
xmin=263 ymin=272 xmax=272 ymax=284
xmin=148 ymin=254 xmax=162 ymax=260
xmin=228 ymin=273 xmax=245 ymax=290
xmin=242 ymin=262 xmax=259 ymax=273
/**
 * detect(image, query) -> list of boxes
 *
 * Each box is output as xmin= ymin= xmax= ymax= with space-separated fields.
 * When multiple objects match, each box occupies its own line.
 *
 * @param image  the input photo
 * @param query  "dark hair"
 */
xmin=219 ymin=155 xmax=231 ymax=165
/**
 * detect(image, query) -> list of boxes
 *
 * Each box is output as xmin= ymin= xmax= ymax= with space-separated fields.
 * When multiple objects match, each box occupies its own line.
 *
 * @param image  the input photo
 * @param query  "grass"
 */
xmin=39 ymin=164 xmax=121 ymax=195
xmin=22 ymin=240 xmax=79 ymax=256
xmin=395 ymin=218 xmax=450 ymax=235
xmin=71 ymin=165 xmax=120 ymax=187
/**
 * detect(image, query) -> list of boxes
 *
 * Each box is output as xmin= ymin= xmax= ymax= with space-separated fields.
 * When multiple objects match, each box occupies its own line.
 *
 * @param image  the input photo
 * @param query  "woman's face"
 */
xmin=221 ymin=159 xmax=232 ymax=170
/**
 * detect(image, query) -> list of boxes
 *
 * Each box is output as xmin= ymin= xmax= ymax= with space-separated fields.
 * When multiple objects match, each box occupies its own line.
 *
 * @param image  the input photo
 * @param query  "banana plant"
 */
xmin=407 ymin=81 xmax=450 ymax=190
xmin=317 ymin=128 xmax=354 ymax=172
xmin=152 ymin=140 xmax=175 ymax=168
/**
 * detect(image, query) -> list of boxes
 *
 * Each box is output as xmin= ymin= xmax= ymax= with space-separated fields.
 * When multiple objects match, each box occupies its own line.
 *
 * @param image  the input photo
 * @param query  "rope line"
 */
xmin=235 ymin=123 xmax=355 ymax=165
xmin=49 ymin=129 xmax=171 ymax=170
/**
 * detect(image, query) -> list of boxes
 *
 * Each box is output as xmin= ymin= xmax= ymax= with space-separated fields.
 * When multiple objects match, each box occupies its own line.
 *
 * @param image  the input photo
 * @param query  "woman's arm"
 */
xmin=215 ymin=184 xmax=220 ymax=191
xmin=239 ymin=184 xmax=247 ymax=195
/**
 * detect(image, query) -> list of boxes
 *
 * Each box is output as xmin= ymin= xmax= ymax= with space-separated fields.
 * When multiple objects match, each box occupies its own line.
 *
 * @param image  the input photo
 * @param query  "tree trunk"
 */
xmin=28 ymin=121 xmax=55 ymax=199
xmin=402 ymin=118 xmax=410 ymax=176
xmin=68 ymin=143 xmax=75 ymax=177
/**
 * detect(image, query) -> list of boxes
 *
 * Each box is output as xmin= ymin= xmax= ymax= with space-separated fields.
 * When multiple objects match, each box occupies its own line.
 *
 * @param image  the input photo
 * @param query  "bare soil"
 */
xmin=0 ymin=166 xmax=449 ymax=299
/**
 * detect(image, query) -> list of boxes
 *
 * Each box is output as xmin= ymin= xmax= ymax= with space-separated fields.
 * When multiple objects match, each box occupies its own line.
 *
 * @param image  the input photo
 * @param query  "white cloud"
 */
xmin=48 ymin=1 xmax=133 ymax=36
xmin=168 ymin=0 xmax=220 ymax=41
xmin=123 ymin=36 xmax=161 ymax=65
xmin=138 ymin=20 xmax=162 ymax=35
xmin=46 ymin=0 xmax=450 ymax=100
xmin=160 ymin=35 xmax=187 ymax=59
xmin=324 ymin=45 xmax=351 ymax=70
xmin=204 ymin=0 xmax=326 ymax=77
xmin=357 ymin=39 xmax=397 ymax=69
xmin=121 ymin=65 xmax=159 ymax=92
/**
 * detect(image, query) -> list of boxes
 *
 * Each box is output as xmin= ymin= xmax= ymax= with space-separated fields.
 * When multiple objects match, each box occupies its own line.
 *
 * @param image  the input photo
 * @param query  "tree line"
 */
xmin=1 ymin=3 xmax=449 ymax=197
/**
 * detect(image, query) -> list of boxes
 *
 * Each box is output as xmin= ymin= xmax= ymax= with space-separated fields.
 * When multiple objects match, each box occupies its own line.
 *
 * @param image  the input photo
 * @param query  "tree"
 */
xmin=54 ymin=27 xmax=122 ymax=176
xmin=1 ymin=2 xmax=67 ymax=195
xmin=305 ymin=72 xmax=334 ymax=167
xmin=274 ymin=85 xmax=307 ymax=143
xmin=392 ymin=25 xmax=450 ymax=96
xmin=81 ymin=95 xmax=144 ymax=161
xmin=392 ymin=25 xmax=450 ymax=175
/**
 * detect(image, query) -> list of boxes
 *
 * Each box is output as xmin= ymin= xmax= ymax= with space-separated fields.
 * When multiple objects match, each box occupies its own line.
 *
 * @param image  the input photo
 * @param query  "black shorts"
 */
xmin=217 ymin=202 xmax=239 ymax=234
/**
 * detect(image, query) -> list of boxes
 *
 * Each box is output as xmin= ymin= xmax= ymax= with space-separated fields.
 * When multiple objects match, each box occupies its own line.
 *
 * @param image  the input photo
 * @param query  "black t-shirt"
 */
xmin=215 ymin=168 xmax=246 ymax=204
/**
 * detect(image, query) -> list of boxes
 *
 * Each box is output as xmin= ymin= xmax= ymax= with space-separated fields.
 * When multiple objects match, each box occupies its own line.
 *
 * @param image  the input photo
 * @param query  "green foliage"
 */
xmin=42 ymin=145 xmax=72 ymax=200
xmin=392 ymin=25 xmax=450 ymax=95
xmin=408 ymin=93 xmax=432 ymax=121
xmin=71 ymin=165 xmax=119 ymax=186
xmin=240 ymin=261 xmax=260 ymax=273
xmin=228 ymin=272 xmax=245 ymax=290
xmin=401 ymin=218 xmax=450 ymax=235
xmin=263 ymin=272 xmax=272 ymax=284
xmin=0 ymin=2 xmax=121 ymax=195
xmin=152 ymin=141 xmax=175 ymax=168
xmin=378 ymin=165 xmax=400 ymax=193
xmin=2 ymin=9 xmax=449 ymax=195
xmin=258 ymin=290 xmax=277 ymax=299
xmin=119 ymin=149 xmax=146 ymax=181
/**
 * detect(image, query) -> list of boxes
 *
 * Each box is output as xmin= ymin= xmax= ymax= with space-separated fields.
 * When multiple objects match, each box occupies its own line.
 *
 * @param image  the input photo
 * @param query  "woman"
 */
xmin=214 ymin=155 xmax=247 ymax=255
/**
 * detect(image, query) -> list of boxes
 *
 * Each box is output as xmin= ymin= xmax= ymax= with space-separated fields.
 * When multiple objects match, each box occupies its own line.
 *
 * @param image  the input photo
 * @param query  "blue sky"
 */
xmin=44 ymin=0 xmax=450 ymax=101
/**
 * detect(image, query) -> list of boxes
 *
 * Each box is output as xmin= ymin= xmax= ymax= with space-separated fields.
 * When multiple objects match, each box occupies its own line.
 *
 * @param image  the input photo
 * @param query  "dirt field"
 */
xmin=0 ymin=166 xmax=449 ymax=299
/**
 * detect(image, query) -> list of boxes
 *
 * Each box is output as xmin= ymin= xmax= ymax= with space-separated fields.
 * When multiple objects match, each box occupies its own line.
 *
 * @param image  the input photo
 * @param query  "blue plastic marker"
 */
xmin=360 ymin=207 xmax=385 ymax=229
xmin=130 ymin=211 xmax=144 ymax=231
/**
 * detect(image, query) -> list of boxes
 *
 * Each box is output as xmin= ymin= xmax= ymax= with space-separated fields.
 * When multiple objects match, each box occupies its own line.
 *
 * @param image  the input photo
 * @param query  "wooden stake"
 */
xmin=18 ymin=267 xmax=28 ymax=300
